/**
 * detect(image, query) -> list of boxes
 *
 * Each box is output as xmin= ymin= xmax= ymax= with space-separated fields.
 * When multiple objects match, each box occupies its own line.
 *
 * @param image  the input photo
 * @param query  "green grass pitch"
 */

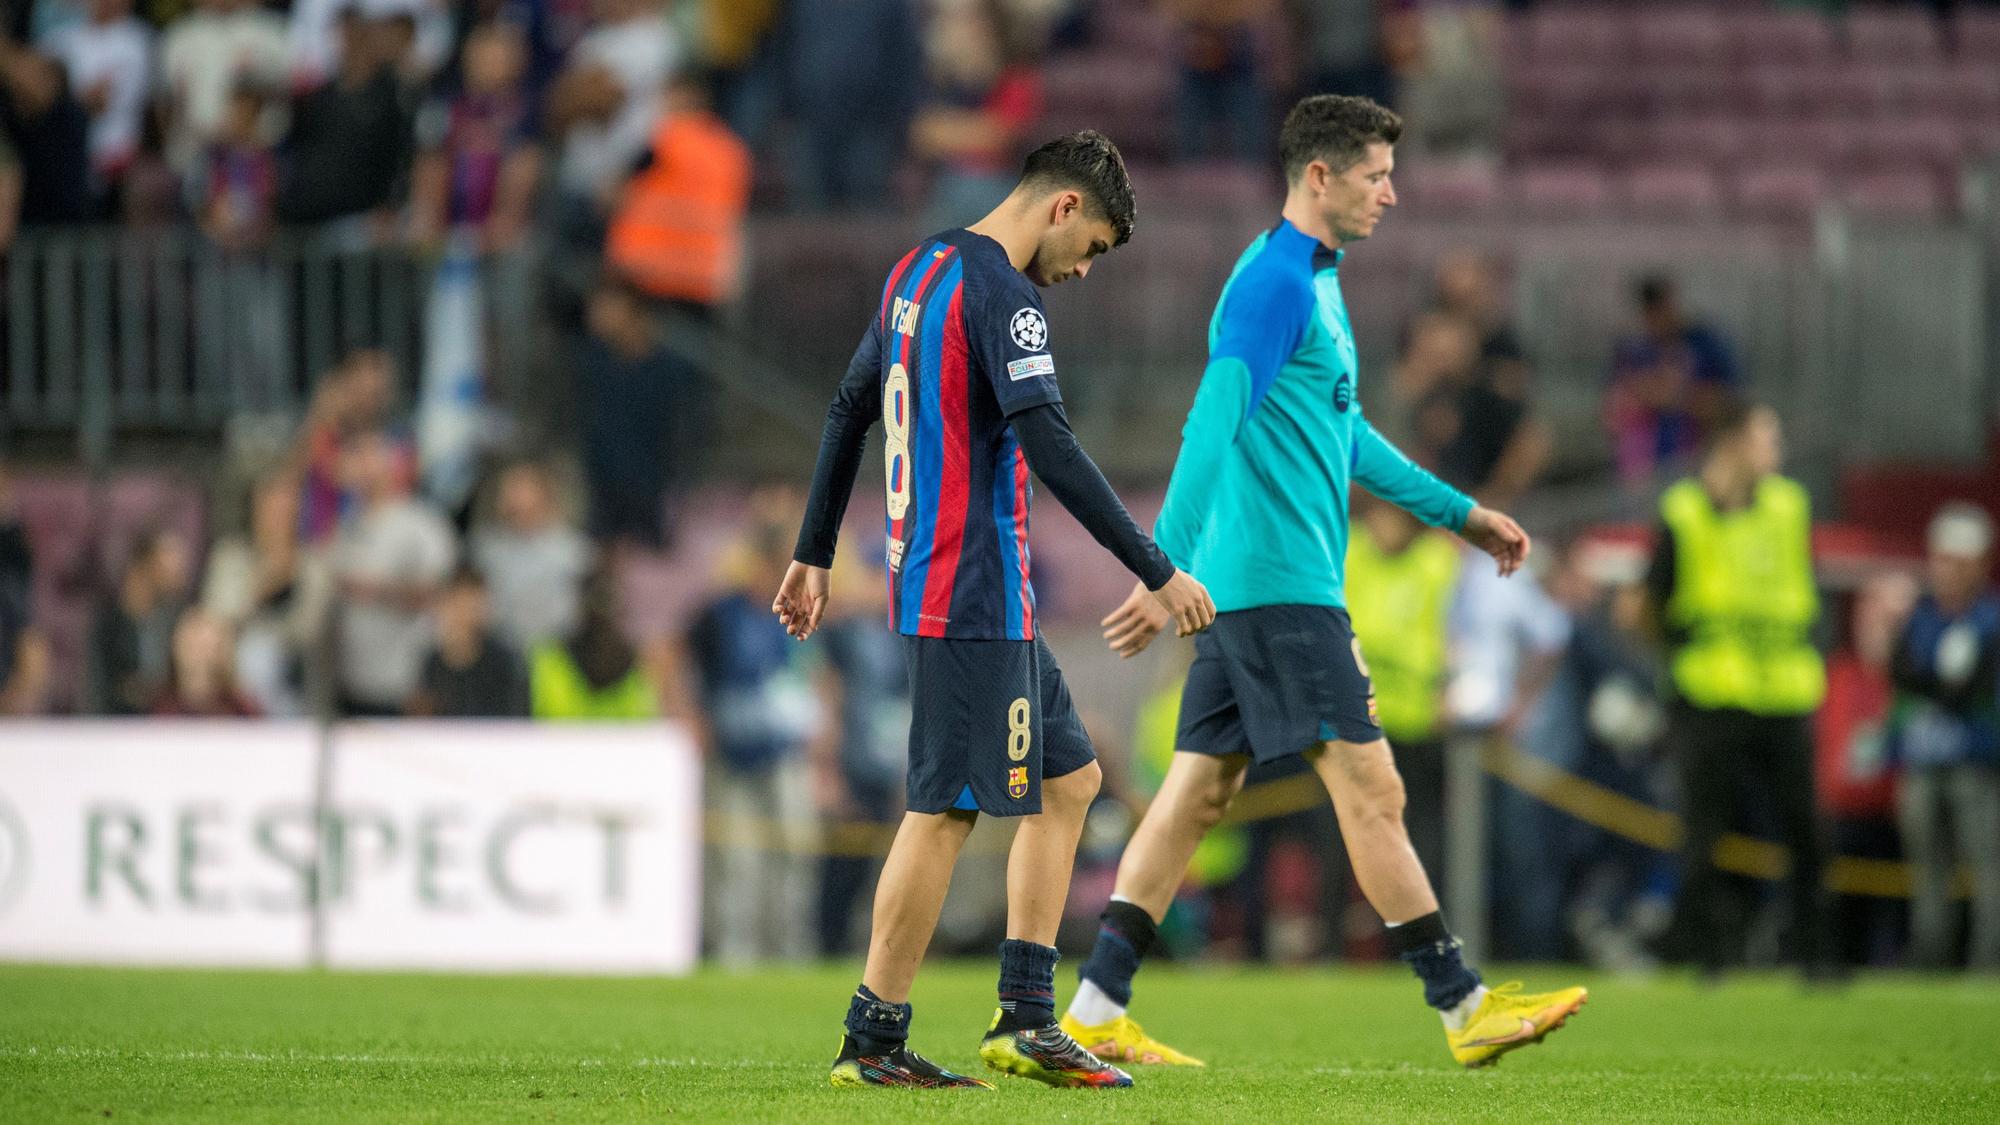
xmin=3 ymin=962 xmax=1997 ymax=1122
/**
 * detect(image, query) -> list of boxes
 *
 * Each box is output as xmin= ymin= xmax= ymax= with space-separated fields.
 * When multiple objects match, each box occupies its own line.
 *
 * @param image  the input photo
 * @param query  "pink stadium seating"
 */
xmin=1396 ymin=160 xmax=1501 ymax=214
xmin=1842 ymin=171 xmax=1949 ymax=219
xmin=1941 ymin=66 xmax=2000 ymax=119
xmin=1732 ymin=165 xmax=1831 ymax=223
xmin=1956 ymin=8 xmax=2000 ymax=62
xmin=1856 ymin=117 xmax=1965 ymax=176
xmin=1644 ymin=117 xmax=1753 ymax=166
xmin=1634 ymin=10 xmax=1731 ymax=68
xmin=1516 ymin=164 xmax=1614 ymax=216
xmin=1845 ymin=8 xmax=1944 ymax=65
xmin=1726 ymin=10 xmax=1841 ymax=66
xmin=1623 ymin=164 xmax=1724 ymax=217
xmin=1522 ymin=9 xmax=1631 ymax=65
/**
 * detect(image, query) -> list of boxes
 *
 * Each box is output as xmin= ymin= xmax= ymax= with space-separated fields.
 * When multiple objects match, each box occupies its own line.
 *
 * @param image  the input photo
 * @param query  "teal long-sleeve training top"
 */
xmin=1153 ymin=219 xmax=1475 ymax=612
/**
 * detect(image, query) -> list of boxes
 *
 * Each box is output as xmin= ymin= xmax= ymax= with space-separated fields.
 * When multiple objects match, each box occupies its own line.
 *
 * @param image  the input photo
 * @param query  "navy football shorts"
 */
xmin=1176 ymin=604 xmax=1384 ymax=764
xmin=903 ymin=634 xmax=1095 ymax=817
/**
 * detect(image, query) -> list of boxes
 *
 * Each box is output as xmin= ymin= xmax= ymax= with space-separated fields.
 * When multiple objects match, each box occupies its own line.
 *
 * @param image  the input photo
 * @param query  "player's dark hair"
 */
xmin=1018 ymin=130 xmax=1135 ymax=247
xmin=1279 ymin=95 xmax=1402 ymax=182
xmin=1701 ymin=397 xmax=1770 ymax=458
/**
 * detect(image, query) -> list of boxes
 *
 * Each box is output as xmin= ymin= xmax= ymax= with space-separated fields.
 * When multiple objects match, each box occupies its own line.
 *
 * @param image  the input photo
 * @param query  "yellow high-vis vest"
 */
xmin=1344 ymin=526 xmax=1462 ymax=742
xmin=1660 ymin=475 xmax=1825 ymax=716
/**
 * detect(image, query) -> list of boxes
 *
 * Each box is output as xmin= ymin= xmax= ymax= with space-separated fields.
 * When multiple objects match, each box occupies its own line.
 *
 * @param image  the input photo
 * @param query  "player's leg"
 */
xmin=1061 ymin=635 xmax=1246 ymax=1067
xmin=980 ymin=637 xmax=1133 ymax=1088
xmin=1312 ymin=607 xmax=1582 ymax=1067
xmin=831 ymin=636 xmax=996 ymax=1089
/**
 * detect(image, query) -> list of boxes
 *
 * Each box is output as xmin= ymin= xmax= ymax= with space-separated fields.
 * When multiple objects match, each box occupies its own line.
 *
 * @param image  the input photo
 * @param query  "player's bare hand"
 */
xmin=1149 ymin=569 xmax=1216 ymax=638
xmin=772 ymin=561 xmax=831 ymax=640
xmin=1102 ymin=579 xmax=1172 ymax=658
xmin=1461 ymin=506 xmax=1531 ymax=578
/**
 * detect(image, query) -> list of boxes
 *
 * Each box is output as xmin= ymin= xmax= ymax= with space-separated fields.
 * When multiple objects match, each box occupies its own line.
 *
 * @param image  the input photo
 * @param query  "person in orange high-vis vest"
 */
xmin=606 ymin=70 xmax=751 ymax=311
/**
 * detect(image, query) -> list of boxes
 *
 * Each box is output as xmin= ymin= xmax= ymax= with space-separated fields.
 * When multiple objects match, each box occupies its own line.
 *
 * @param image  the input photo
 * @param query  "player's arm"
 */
xmin=1352 ymin=413 xmax=1529 ymax=577
xmin=777 ymin=325 xmax=883 ymax=640
xmin=1010 ymin=404 xmax=1212 ymax=637
xmin=1153 ymin=271 xmax=1308 ymax=569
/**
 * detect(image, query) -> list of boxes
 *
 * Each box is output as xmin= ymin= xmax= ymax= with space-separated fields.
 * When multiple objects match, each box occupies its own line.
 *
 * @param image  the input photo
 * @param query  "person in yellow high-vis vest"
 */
xmin=1346 ymin=498 xmax=1462 ymax=894
xmin=1644 ymin=402 xmax=1834 ymax=979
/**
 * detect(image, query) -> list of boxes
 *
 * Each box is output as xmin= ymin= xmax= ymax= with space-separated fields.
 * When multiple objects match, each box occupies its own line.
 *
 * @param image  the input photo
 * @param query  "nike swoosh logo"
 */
xmin=1463 ymin=1016 xmax=1538 ymax=1049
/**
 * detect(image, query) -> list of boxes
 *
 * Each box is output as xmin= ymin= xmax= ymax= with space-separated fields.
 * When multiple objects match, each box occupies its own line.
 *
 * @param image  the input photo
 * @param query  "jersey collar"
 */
xmin=1271 ymin=217 xmax=1344 ymax=270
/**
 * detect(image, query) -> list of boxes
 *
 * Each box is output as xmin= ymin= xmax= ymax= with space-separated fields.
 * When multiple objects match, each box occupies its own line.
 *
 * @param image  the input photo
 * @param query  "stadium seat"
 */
xmin=1855 ymin=117 xmax=1964 ymax=178
xmin=1639 ymin=66 xmax=1739 ymax=118
xmin=1521 ymin=9 xmax=1631 ymax=65
xmin=1955 ymin=8 xmax=2000 ymax=62
xmin=1634 ymin=10 xmax=1731 ymax=69
xmin=1941 ymin=65 xmax=2000 ymax=119
xmin=1763 ymin=117 xmax=1864 ymax=168
xmin=1842 ymin=171 xmax=1949 ymax=219
xmin=1515 ymin=163 xmax=1614 ymax=216
xmin=1395 ymin=158 xmax=1501 ymax=214
xmin=1845 ymin=7 xmax=1944 ymax=65
xmin=1622 ymin=164 xmax=1724 ymax=218
xmin=1645 ymin=117 xmax=1753 ymax=167
xmin=1743 ymin=66 xmax=1820 ymax=117
xmin=1731 ymin=164 xmax=1831 ymax=223
xmin=1726 ymin=9 xmax=1841 ymax=66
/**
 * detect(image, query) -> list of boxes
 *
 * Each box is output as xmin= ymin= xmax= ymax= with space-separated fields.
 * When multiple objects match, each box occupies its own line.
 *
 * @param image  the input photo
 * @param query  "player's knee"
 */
xmin=1045 ymin=760 xmax=1102 ymax=813
xmin=1187 ymin=779 xmax=1236 ymax=830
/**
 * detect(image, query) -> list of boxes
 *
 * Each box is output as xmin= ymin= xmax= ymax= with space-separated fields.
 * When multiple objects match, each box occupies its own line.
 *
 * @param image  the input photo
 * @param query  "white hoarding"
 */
xmin=0 ymin=722 xmax=700 ymax=974
xmin=322 ymin=722 xmax=700 ymax=974
xmin=0 ymin=722 xmax=321 ymax=967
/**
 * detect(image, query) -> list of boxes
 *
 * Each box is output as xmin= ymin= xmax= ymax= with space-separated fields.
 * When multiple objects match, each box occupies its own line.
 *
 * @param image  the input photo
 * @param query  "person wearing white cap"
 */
xmin=1889 ymin=501 xmax=2000 ymax=970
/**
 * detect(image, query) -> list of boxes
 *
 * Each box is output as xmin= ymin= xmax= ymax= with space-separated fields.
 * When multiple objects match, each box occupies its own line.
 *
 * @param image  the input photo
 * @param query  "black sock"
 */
xmin=1076 ymin=899 xmax=1159 ymax=1006
xmin=995 ymin=939 xmax=1061 ymax=1031
xmin=1386 ymin=912 xmax=1482 ymax=1011
xmin=843 ymin=984 xmax=911 ymax=1052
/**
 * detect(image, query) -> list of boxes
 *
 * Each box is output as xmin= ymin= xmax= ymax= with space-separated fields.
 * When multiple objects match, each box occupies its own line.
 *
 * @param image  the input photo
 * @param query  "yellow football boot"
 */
xmin=1445 ymin=982 xmax=1588 ymax=1069
xmin=1058 ymin=1012 xmax=1206 ymax=1067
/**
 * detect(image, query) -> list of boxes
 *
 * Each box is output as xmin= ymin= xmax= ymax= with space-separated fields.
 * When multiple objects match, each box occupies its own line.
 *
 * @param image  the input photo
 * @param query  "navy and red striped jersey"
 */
xmin=849 ymin=229 xmax=1062 ymax=640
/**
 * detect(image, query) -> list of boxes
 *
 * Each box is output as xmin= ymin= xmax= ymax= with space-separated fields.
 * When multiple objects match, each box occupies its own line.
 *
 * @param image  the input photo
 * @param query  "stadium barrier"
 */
xmin=0 ymin=721 xmax=700 ymax=973
xmin=704 ymin=736 xmax=1973 ymax=901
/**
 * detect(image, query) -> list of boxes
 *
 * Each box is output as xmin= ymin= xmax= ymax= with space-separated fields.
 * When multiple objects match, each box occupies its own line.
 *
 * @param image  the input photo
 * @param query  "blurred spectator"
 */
xmin=1292 ymin=0 xmax=1395 ymax=108
xmin=701 ymin=0 xmax=779 ymax=146
xmin=202 ymin=470 xmax=333 ymax=718
xmin=1532 ymin=537 xmax=1671 ymax=972
xmin=1648 ymin=404 xmax=1833 ymax=979
xmin=408 ymin=563 xmax=529 ymax=716
xmin=577 ymin=277 xmax=694 ymax=548
xmin=410 ymin=19 xmax=540 ymax=253
xmin=295 ymin=349 xmax=404 ymax=543
xmin=1819 ymin=571 xmax=1917 ymax=968
xmin=198 ymin=82 xmax=278 ymax=251
xmin=1890 ymin=503 xmax=2000 ymax=970
xmin=1393 ymin=0 xmax=1503 ymax=158
xmin=605 ymin=67 xmax=750 ymax=310
xmin=1419 ymin=254 xmax=1549 ymax=506
xmin=470 ymin=460 xmax=591 ymax=652
xmin=328 ymin=428 xmax=458 ymax=716
xmin=812 ymin=557 xmax=909 ymax=957
xmin=1345 ymin=498 xmax=1460 ymax=891
xmin=87 ymin=528 xmax=192 ymax=715
xmin=0 ymin=42 xmax=93 ymax=227
xmin=1607 ymin=275 xmax=1741 ymax=492
xmin=783 ymin=0 xmax=920 ymax=209
xmin=684 ymin=502 xmax=821 ymax=964
xmin=545 ymin=0 xmax=679 ymax=246
xmin=1452 ymin=519 xmax=1570 ymax=960
xmin=527 ymin=562 xmax=658 ymax=718
xmin=37 ymin=0 xmax=151 ymax=196
xmin=275 ymin=10 xmax=414 ymax=236
xmin=909 ymin=0 xmax=1042 ymax=230
xmin=159 ymin=0 xmax=288 ymax=181
xmin=0 ymin=465 xmax=49 ymax=715
xmin=151 ymin=606 xmax=261 ymax=716
xmin=1165 ymin=0 xmax=1274 ymax=163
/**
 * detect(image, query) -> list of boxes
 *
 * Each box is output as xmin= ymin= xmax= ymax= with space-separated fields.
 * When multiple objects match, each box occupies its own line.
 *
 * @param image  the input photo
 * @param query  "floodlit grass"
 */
xmin=3 ymin=961 xmax=1997 ymax=1122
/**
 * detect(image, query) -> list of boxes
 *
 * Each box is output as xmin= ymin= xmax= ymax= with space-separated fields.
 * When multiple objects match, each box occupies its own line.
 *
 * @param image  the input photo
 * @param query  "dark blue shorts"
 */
xmin=904 ymin=634 xmax=1094 ymax=817
xmin=1176 ymin=605 xmax=1384 ymax=765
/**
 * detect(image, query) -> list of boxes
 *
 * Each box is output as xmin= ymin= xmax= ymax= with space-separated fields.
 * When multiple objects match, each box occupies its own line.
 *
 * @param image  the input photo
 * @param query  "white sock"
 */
xmin=1066 ymin=979 xmax=1126 ymax=1027
xmin=1440 ymin=986 xmax=1488 ymax=1032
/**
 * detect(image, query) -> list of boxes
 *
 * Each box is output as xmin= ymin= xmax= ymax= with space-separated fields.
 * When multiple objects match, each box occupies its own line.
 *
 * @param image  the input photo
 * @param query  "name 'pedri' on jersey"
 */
xmin=847 ymin=229 xmax=1063 ymax=640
